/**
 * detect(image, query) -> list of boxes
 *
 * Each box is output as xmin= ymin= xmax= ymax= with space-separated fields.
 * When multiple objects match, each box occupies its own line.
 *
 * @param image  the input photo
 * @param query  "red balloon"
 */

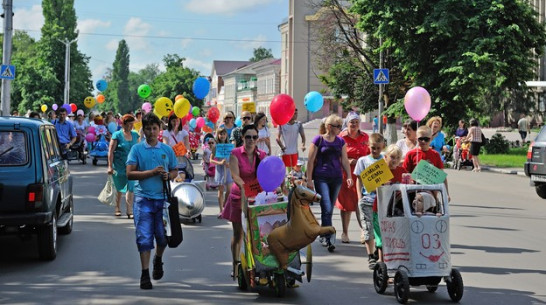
xmin=270 ymin=94 xmax=295 ymax=125
xmin=70 ymin=103 xmax=77 ymax=113
xmin=207 ymin=106 xmax=220 ymax=123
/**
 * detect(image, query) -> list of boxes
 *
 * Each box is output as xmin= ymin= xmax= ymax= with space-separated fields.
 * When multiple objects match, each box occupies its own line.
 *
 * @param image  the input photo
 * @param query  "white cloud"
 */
xmin=105 ymin=39 xmax=119 ymax=51
xmin=184 ymin=57 xmax=210 ymax=75
xmin=123 ymin=17 xmax=152 ymax=51
xmin=185 ymin=0 xmax=277 ymax=15
xmin=180 ymin=38 xmax=193 ymax=49
xmin=12 ymin=5 xmax=44 ymax=39
xmin=233 ymin=34 xmax=269 ymax=50
xmin=77 ymin=19 xmax=111 ymax=34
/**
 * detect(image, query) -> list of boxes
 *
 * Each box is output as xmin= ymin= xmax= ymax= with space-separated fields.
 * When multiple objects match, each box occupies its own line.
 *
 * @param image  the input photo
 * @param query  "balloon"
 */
xmin=189 ymin=118 xmax=197 ymax=129
xmin=173 ymin=98 xmax=191 ymax=118
xmin=203 ymin=125 xmax=212 ymax=133
xmin=196 ymin=117 xmax=205 ymax=128
xmin=52 ymin=104 xmax=58 ymax=111
xmin=270 ymin=94 xmax=295 ymax=126
xmin=41 ymin=105 xmax=48 ymax=112
xmin=96 ymin=94 xmax=105 ymax=104
xmin=138 ymin=84 xmax=151 ymax=98
xmin=304 ymin=91 xmax=324 ymax=113
xmin=62 ymin=104 xmax=72 ymax=114
xmin=108 ymin=122 xmax=117 ymax=134
xmin=154 ymin=97 xmax=173 ymax=117
xmin=206 ymin=120 xmax=214 ymax=129
xmin=141 ymin=102 xmax=152 ymax=113
xmin=88 ymin=126 xmax=96 ymax=134
xmin=76 ymin=109 xmax=84 ymax=116
xmin=153 ymin=109 xmax=163 ymax=119
xmin=192 ymin=106 xmax=200 ymax=116
xmin=84 ymin=96 xmax=96 ymax=108
xmin=96 ymin=79 xmax=108 ymax=92
xmin=70 ymin=103 xmax=77 ymax=113
xmin=192 ymin=77 xmax=210 ymax=99
xmin=175 ymin=94 xmax=184 ymax=101
xmin=404 ymin=86 xmax=431 ymax=121
xmin=207 ymin=106 xmax=220 ymax=123
xmin=257 ymin=156 xmax=286 ymax=192
xmin=235 ymin=116 xmax=242 ymax=127
xmin=85 ymin=133 xmax=96 ymax=143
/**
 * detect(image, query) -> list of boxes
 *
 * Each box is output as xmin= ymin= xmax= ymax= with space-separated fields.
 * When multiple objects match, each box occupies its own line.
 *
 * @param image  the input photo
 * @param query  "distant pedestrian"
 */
xmin=382 ymin=115 xmax=387 ymax=131
xmin=372 ymin=115 xmax=378 ymax=133
xmin=466 ymin=118 xmax=484 ymax=172
xmin=230 ymin=111 xmax=253 ymax=147
xmin=517 ymin=114 xmax=530 ymax=144
xmin=455 ymin=120 xmax=468 ymax=138
xmin=276 ymin=109 xmax=306 ymax=171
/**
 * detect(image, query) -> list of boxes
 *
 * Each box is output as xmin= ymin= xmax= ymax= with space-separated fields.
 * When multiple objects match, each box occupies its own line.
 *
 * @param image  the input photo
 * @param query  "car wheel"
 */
xmin=59 ymin=197 xmax=74 ymax=235
xmin=535 ymin=184 xmax=546 ymax=199
xmin=38 ymin=211 xmax=57 ymax=261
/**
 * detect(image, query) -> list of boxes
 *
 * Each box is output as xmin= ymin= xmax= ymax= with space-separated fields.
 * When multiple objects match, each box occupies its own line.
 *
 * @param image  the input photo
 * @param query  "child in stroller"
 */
xmin=202 ymin=133 xmax=218 ymax=190
xmin=453 ymin=136 xmax=474 ymax=170
xmin=65 ymin=129 xmax=87 ymax=164
xmin=188 ymin=128 xmax=202 ymax=160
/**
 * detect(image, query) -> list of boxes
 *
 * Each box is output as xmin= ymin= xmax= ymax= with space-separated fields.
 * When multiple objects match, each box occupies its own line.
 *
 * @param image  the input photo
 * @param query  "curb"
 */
xmin=481 ymin=166 xmax=527 ymax=176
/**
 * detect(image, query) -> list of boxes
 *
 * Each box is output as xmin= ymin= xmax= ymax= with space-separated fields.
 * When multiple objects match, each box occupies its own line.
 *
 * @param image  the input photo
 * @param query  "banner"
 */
xmin=359 ymin=158 xmax=394 ymax=192
xmin=411 ymin=160 xmax=447 ymax=185
xmin=215 ymin=143 xmax=234 ymax=159
xmin=242 ymin=102 xmax=256 ymax=113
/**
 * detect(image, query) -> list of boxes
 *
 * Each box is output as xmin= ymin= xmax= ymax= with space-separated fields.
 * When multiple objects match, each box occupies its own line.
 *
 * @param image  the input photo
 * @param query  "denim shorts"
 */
xmin=133 ymin=196 xmax=167 ymax=252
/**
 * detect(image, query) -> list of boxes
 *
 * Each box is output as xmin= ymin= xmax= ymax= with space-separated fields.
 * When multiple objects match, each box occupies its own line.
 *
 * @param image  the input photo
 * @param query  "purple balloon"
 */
xmin=52 ymin=104 xmax=58 ymax=111
xmin=257 ymin=156 xmax=286 ymax=192
xmin=62 ymin=104 xmax=72 ymax=114
xmin=404 ymin=86 xmax=431 ymax=121
xmin=85 ymin=133 xmax=96 ymax=143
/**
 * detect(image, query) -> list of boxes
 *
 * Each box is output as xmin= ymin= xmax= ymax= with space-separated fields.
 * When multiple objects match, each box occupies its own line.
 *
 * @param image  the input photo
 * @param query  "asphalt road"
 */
xmin=1 ymin=159 xmax=545 ymax=305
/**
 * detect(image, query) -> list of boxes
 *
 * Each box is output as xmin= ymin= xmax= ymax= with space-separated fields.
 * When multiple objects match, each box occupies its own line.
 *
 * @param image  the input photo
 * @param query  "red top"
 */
xmin=373 ymin=166 xmax=407 ymax=212
xmin=403 ymin=148 xmax=444 ymax=173
xmin=339 ymin=129 xmax=370 ymax=159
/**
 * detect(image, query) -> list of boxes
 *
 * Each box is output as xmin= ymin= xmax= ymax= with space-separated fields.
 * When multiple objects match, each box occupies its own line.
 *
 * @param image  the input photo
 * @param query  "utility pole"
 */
xmin=58 ymin=38 xmax=77 ymax=105
xmin=1 ymin=0 xmax=13 ymax=116
xmin=378 ymin=37 xmax=384 ymax=134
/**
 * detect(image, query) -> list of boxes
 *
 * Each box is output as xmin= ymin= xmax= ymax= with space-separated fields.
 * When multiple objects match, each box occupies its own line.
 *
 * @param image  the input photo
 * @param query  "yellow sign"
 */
xmin=242 ymin=102 xmax=256 ymax=113
xmin=359 ymin=158 xmax=394 ymax=192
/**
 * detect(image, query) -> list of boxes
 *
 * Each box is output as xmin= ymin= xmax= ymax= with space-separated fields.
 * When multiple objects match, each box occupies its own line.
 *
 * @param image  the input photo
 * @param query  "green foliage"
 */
xmin=483 ymin=133 xmax=510 ymax=154
xmin=249 ymin=47 xmax=274 ymax=62
xmin=113 ymin=40 xmax=130 ymax=114
xmin=151 ymin=54 xmax=201 ymax=108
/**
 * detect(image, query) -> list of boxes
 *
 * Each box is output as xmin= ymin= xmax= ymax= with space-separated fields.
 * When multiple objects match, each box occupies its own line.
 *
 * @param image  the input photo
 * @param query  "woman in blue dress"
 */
xmin=108 ymin=114 xmax=140 ymax=218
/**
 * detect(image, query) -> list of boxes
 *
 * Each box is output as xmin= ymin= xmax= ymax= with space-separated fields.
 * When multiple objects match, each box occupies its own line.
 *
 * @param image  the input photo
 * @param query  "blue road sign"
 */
xmin=0 ymin=65 xmax=15 ymax=80
xmin=373 ymin=68 xmax=389 ymax=84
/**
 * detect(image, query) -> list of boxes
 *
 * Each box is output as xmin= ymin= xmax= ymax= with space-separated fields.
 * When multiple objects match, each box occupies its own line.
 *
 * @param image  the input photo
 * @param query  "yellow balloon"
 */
xmin=173 ymin=98 xmax=191 ymax=118
xmin=41 ymin=105 xmax=48 ymax=112
xmin=84 ymin=96 xmax=96 ymax=108
xmin=133 ymin=121 xmax=142 ymax=131
xmin=154 ymin=97 xmax=173 ymax=117
xmin=153 ymin=108 xmax=163 ymax=119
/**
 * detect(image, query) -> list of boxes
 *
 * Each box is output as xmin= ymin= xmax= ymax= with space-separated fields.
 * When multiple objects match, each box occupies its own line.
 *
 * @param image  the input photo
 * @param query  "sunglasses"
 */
xmin=418 ymin=137 xmax=431 ymax=142
xmin=225 ymin=117 xmax=234 ymax=119
xmin=242 ymin=116 xmax=252 ymax=120
xmin=329 ymin=124 xmax=342 ymax=129
xmin=244 ymin=135 xmax=259 ymax=140
xmin=208 ymin=141 xmax=215 ymax=145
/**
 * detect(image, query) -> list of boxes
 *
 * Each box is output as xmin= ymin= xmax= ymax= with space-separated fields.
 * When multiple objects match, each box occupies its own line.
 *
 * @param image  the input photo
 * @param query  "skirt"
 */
xmin=470 ymin=141 xmax=481 ymax=156
xmin=335 ymin=164 xmax=358 ymax=212
xmin=221 ymin=186 xmax=241 ymax=223
xmin=214 ymin=164 xmax=233 ymax=185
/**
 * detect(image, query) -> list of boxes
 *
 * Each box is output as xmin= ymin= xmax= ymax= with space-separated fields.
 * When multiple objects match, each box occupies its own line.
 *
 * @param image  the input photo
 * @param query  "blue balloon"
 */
xmin=189 ymin=118 xmax=197 ymax=129
xmin=235 ymin=116 xmax=242 ymax=127
xmin=257 ymin=156 xmax=286 ymax=192
xmin=192 ymin=77 xmax=211 ymax=99
xmin=107 ymin=122 xmax=117 ymax=134
xmin=96 ymin=79 xmax=108 ymax=92
xmin=62 ymin=104 xmax=72 ymax=114
xmin=304 ymin=91 xmax=324 ymax=113
xmin=206 ymin=121 xmax=214 ymax=128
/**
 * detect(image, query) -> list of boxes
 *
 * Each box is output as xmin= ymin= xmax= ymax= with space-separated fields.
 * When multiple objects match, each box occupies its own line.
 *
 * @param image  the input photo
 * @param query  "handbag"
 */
xmin=163 ymin=180 xmax=183 ymax=248
xmin=97 ymin=175 xmax=116 ymax=206
xmin=481 ymin=132 xmax=488 ymax=145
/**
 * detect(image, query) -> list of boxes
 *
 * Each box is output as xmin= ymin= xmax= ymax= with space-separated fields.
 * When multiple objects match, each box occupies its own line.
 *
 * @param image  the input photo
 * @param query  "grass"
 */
xmin=479 ymin=147 xmax=527 ymax=168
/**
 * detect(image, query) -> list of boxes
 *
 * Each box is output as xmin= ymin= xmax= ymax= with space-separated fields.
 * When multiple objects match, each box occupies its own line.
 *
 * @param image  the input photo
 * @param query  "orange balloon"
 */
xmin=202 ymin=125 xmax=212 ymax=133
xmin=97 ymin=94 xmax=105 ymax=104
xmin=175 ymin=95 xmax=184 ymax=101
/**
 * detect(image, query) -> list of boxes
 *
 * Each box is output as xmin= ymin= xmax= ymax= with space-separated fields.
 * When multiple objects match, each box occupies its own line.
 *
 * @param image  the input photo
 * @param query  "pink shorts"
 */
xmin=282 ymin=153 xmax=298 ymax=168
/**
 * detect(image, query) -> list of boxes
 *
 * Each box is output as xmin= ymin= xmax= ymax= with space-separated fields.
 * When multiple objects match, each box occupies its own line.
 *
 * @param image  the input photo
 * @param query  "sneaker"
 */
xmin=140 ymin=271 xmax=153 ymax=289
xmin=341 ymin=233 xmax=350 ymax=243
xmin=326 ymin=240 xmax=335 ymax=252
xmin=319 ymin=236 xmax=328 ymax=247
xmin=368 ymin=257 xmax=377 ymax=270
xmin=152 ymin=256 xmax=164 ymax=280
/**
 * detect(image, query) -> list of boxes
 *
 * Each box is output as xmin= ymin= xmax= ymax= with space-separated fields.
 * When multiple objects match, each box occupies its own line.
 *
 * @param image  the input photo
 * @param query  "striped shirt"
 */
xmin=467 ymin=126 xmax=482 ymax=142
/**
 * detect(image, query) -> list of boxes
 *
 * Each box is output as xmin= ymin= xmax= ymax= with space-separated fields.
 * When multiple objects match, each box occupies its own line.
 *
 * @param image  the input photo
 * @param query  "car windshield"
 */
xmin=536 ymin=126 xmax=546 ymax=142
xmin=0 ymin=131 xmax=27 ymax=166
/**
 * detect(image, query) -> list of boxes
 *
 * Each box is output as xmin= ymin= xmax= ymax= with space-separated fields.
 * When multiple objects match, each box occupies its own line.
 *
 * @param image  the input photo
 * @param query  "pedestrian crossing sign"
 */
xmin=0 ymin=65 xmax=15 ymax=80
xmin=373 ymin=68 xmax=389 ymax=84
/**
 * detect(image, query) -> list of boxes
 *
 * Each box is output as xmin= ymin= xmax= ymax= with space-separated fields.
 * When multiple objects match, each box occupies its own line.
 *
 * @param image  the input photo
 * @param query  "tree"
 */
xmin=112 ymin=40 xmax=130 ymax=114
xmin=128 ymin=63 xmax=161 ymax=112
xmin=249 ymin=47 xmax=274 ymax=62
xmin=352 ymin=0 xmax=546 ymax=127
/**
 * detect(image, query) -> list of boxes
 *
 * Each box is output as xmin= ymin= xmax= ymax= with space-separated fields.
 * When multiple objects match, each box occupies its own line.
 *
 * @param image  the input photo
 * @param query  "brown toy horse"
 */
xmin=267 ymin=186 xmax=336 ymax=270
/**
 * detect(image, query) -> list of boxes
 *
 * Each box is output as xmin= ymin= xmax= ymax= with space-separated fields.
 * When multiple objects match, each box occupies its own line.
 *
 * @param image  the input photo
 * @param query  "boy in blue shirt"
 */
xmin=127 ymin=113 xmax=178 ymax=290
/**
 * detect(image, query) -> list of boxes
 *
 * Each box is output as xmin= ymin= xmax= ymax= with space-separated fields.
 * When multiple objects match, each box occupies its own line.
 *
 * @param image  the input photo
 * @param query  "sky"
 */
xmin=10 ymin=0 xmax=288 ymax=82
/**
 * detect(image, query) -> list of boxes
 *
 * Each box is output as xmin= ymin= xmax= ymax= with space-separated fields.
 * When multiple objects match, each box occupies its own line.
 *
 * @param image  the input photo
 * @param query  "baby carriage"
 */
xmin=236 ymin=186 xmax=327 ymax=297
xmin=202 ymin=160 xmax=217 ymax=191
xmin=188 ymin=130 xmax=201 ymax=160
xmin=65 ymin=130 xmax=87 ymax=164
xmin=373 ymin=184 xmax=463 ymax=304
xmin=89 ymin=134 xmax=109 ymax=166
xmin=171 ymin=155 xmax=205 ymax=223
xmin=452 ymin=137 xmax=474 ymax=171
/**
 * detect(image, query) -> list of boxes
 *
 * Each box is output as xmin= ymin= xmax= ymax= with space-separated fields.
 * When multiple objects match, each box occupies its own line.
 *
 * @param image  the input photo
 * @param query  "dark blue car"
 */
xmin=0 ymin=116 xmax=74 ymax=260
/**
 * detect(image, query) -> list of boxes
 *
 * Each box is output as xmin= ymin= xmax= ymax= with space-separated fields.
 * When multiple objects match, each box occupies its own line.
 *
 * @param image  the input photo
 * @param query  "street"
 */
xmin=1 ymin=160 xmax=545 ymax=305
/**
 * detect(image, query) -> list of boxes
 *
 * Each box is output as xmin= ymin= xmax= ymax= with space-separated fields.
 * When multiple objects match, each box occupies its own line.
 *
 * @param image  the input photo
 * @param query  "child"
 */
xmin=460 ymin=140 xmax=470 ymax=161
xmin=288 ymin=160 xmax=306 ymax=186
xmin=354 ymin=133 xmax=385 ymax=269
xmin=373 ymin=144 xmax=407 ymax=264
xmin=126 ymin=113 xmax=178 ymax=290
xmin=210 ymin=127 xmax=233 ymax=216
xmin=403 ymin=126 xmax=450 ymax=201
xmin=412 ymin=191 xmax=438 ymax=216
xmin=202 ymin=133 xmax=216 ymax=187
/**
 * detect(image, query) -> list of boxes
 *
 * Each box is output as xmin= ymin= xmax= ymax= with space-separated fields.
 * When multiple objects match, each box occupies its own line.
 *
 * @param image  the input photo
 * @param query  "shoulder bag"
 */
xmin=163 ymin=180 xmax=183 ymax=248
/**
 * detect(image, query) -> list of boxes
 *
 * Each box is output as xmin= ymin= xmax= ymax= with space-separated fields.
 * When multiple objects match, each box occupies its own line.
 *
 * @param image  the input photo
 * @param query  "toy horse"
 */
xmin=267 ymin=186 xmax=336 ymax=270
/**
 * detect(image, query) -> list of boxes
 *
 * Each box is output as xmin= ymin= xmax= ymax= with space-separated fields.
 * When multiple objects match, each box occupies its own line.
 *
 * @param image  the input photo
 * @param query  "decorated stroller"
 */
xmin=170 ymin=155 xmax=205 ymax=223
xmin=373 ymin=183 xmax=463 ymax=304
xmin=452 ymin=137 xmax=474 ymax=170
xmin=188 ymin=129 xmax=201 ymax=160
xmin=236 ymin=186 xmax=329 ymax=297
xmin=89 ymin=134 xmax=108 ymax=166
xmin=65 ymin=130 xmax=87 ymax=164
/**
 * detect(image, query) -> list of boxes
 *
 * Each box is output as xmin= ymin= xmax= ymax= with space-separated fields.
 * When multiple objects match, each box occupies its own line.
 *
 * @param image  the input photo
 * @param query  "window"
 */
xmin=0 ymin=130 xmax=28 ymax=166
xmin=387 ymin=191 xmax=404 ymax=217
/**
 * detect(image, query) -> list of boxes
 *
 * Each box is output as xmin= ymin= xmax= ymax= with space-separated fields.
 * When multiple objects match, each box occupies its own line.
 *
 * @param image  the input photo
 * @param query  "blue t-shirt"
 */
xmin=54 ymin=120 xmax=77 ymax=144
xmin=430 ymin=132 xmax=446 ymax=154
xmin=126 ymin=141 xmax=177 ymax=200
xmin=312 ymin=135 xmax=345 ymax=179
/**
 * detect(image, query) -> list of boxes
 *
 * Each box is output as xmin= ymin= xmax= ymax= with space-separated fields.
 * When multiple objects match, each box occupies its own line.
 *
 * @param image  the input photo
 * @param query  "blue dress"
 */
xmin=112 ymin=130 xmax=140 ymax=192
xmin=430 ymin=132 xmax=446 ymax=154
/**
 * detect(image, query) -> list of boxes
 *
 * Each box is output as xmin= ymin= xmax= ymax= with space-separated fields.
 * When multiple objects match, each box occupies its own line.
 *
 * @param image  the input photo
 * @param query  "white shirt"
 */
xmin=163 ymin=129 xmax=189 ymax=147
xmin=257 ymin=127 xmax=270 ymax=154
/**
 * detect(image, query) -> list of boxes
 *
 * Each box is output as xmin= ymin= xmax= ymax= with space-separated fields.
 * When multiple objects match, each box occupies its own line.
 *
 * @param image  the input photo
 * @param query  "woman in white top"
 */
xmin=396 ymin=119 xmax=418 ymax=159
xmin=254 ymin=112 xmax=271 ymax=155
xmin=162 ymin=113 xmax=190 ymax=150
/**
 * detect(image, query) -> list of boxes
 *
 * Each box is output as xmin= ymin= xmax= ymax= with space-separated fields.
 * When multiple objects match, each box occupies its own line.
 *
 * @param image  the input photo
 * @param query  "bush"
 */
xmin=483 ymin=133 xmax=510 ymax=154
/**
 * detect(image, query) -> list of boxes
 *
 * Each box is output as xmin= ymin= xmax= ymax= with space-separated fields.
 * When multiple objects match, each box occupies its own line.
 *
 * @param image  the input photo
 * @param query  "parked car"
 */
xmin=0 ymin=116 xmax=74 ymax=260
xmin=524 ymin=125 xmax=546 ymax=199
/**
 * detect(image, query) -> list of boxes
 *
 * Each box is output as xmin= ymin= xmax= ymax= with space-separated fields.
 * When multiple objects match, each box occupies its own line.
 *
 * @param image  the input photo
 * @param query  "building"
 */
xmin=206 ymin=60 xmax=250 ymax=116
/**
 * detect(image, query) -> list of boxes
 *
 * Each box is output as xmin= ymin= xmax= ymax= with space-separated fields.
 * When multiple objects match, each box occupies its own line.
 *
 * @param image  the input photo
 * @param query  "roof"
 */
xmin=211 ymin=60 xmax=251 ymax=77
xmin=223 ymin=58 xmax=280 ymax=77
xmin=0 ymin=116 xmax=52 ymax=128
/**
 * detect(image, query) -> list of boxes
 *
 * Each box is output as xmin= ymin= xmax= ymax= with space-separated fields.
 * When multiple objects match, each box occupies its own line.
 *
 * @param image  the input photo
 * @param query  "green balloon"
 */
xmin=192 ymin=106 xmax=200 ymax=116
xmin=138 ymin=84 xmax=151 ymax=98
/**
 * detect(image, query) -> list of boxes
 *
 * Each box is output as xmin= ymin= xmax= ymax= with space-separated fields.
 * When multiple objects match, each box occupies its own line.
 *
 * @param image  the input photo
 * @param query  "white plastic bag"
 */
xmin=98 ymin=175 xmax=116 ymax=206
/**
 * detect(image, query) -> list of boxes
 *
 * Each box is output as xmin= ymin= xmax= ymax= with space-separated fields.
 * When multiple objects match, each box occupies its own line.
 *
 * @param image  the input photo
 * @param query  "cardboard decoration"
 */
xmin=215 ymin=143 xmax=234 ymax=159
xmin=359 ymin=158 xmax=394 ymax=192
xmin=243 ymin=178 xmax=263 ymax=198
xmin=411 ymin=160 xmax=447 ymax=185
xmin=172 ymin=141 xmax=187 ymax=157
xmin=242 ymin=102 xmax=256 ymax=113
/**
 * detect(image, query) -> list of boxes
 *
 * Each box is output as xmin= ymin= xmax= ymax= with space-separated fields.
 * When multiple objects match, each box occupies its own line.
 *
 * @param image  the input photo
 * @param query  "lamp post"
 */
xmin=1 ymin=0 xmax=13 ymax=116
xmin=58 ymin=38 xmax=77 ymax=105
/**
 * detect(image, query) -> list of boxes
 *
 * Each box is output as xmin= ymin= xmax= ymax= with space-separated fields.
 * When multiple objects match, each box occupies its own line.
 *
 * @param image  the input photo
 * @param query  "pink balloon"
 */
xmin=196 ymin=117 xmax=205 ymax=128
xmin=85 ymin=133 xmax=96 ymax=143
xmin=142 ymin=102 xmax=152 ymax=113
xmin=88 ymin=126 xmax=96 ymax=134
xmin=52 ymin=104 xmax=58 ymax=111
xmin=404 ymin=86 xmax=431 ymax=121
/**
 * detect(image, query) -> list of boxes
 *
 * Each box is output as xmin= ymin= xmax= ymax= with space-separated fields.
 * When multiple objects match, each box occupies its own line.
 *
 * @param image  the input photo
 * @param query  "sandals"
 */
xmin=127 ymin=213 xmax=134 ymax=219
xmin=341 ymin=233 xmax=350 ymax=243
xmin=114 ymin=211 xmax=122 ymax=217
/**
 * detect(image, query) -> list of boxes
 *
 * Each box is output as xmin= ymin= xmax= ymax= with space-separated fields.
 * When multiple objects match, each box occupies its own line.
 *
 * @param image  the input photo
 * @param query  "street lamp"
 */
xmin=58 ymin=38 xmax=77 ymax=105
